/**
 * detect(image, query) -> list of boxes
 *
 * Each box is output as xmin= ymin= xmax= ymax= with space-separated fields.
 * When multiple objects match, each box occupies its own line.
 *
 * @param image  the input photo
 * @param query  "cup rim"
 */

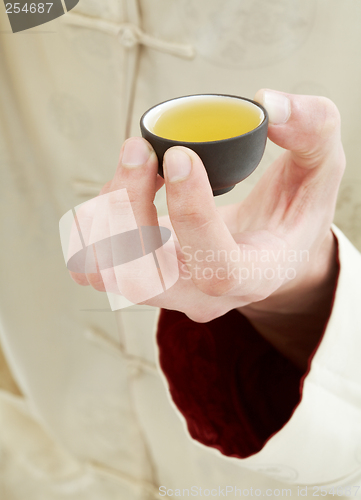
xmin=140 ymin=93 xmax=268 ymax=145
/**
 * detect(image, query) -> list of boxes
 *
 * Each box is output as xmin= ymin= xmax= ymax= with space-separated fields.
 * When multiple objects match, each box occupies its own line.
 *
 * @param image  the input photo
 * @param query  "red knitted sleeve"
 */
xmin=157 ymin=308 xmax=307 ymax=459
xmin=156 ymin=232 xmax=340 ymax=459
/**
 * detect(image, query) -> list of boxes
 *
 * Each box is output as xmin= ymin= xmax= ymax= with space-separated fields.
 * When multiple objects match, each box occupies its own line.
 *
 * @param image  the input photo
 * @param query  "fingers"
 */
xmin=111 ymin=137 xmax=159 ymax=225
xmin=69 ymin=269 xmax=89 ymax=286
xmin=163 ymin=147 xmax=258 ymax=297
xmin=254 ymin=89 xmax=346 ymax=173
xmin=67 ymin=195 xmax=99 ymax=287
xmin=97 ymin=137 xmax=169 ymax=302
xmin=68 ymin=155 xmax=164 ymax=291
xmin=70 ymin=137 xmax=162 ymax=294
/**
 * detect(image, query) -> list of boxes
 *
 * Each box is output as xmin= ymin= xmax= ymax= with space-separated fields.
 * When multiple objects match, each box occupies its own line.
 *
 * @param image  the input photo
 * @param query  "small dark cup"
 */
xmin=140 ymin=94 xmax=268 ymax=196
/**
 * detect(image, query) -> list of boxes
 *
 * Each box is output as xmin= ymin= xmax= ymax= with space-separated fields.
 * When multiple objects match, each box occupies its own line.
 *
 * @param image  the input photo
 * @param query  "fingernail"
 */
xmin=262 ymin=90 xmax=291 ymax=124
xmin=122 ymin=138 xmax=151 ymax=167
xmin=164 ymin=148 xmax=192 ymax=183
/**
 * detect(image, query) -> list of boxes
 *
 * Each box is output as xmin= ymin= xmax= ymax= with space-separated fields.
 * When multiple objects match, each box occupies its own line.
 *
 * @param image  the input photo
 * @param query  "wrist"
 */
xmin=237 ymin=229 xmax=339 ymax=369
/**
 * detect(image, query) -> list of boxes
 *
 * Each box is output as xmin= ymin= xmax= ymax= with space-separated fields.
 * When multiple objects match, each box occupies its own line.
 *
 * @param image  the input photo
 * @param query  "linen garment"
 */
xmin=0 ymin=0 xmax=361 ymax=498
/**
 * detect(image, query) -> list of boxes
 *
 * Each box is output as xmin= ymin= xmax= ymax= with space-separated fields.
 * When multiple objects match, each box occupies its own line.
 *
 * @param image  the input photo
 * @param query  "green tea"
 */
xmin=152 ymin=97 xmax=263 ymax=142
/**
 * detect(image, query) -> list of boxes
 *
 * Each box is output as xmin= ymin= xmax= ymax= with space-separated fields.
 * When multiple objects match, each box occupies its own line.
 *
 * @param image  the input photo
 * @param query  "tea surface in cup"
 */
xmin=151 ymin=96 xmax=263 ymax=142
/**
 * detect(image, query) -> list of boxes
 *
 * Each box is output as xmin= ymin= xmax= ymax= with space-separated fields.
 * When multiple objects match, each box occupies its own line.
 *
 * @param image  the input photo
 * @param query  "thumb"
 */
xmin=254 ymin=89 xmax=345 ymax=171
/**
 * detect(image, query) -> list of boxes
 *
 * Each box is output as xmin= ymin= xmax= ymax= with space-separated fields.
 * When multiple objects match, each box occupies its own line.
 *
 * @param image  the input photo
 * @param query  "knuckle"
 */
xmin=108 ymin=188 xmax=132 ymax=206
xmin=86 ymin=272 xmax=106 ymax=292
xmin=339 ymin=147 xmax=346 ymax=172
xmin=69 ymin=271 xmax=89 ymax=286
xmin=186 ymin=309 xmax=214 ymax=323
xmin=333 ymin=144 xmax=346 ymax=177
xmin=99 ymin=180 xmax=112 ymax=195
xmin=170 ymin=210 xmax=211 ymax=232
xmin=108 ymin=189 xmax=144 ymax=222
xmin=195 ymin=273 xmax=239 ymax=297
xmin=186 ymin=304 xmax=229 ymax=323
xmin=187 ymin=313 xmax=210 ymax=323
xmin=315 ymin=97 xmax=341 ymax=138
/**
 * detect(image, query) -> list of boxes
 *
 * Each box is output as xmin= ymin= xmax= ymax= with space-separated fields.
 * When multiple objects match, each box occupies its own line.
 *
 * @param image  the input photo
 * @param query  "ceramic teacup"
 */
xmin=140 ymin=94 xmax=268 ymax=196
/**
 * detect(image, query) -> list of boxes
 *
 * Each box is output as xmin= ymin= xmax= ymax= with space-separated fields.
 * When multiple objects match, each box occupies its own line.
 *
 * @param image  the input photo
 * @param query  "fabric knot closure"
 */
xmin=117 ymin=24 xmax=139 ymax=49
xmin=62 ymin=12 xmax=195 ymax=59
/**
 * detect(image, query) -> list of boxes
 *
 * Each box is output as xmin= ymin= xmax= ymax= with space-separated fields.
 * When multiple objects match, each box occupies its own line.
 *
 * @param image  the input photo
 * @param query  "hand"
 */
xmin=70 ymin=90 xmax=345 ymax=370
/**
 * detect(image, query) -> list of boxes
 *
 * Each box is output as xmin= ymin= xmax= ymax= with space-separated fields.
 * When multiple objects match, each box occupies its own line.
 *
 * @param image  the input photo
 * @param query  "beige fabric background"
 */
xmin=0 ymin=0 xmax=360 ymax=497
